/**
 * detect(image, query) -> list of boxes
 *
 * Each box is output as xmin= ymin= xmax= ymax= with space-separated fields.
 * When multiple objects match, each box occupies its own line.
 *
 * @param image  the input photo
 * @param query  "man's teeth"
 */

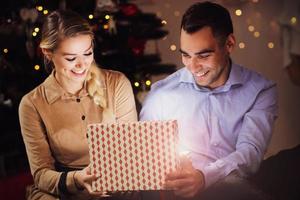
xmin=195 ymin=71 xmax=207 ymax=77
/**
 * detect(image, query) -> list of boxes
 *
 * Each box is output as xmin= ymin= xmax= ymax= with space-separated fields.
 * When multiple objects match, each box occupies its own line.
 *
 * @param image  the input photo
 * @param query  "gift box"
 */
xmin=87 ymin=120 xmax=178 ymax=192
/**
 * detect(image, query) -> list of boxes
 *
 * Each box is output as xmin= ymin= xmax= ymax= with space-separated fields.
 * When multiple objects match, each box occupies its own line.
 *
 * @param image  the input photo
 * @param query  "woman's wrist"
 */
xmin=58 ymin=172 xmax=71 ymax=195
xmin=73 ymin=171 xmax=84 ymax=191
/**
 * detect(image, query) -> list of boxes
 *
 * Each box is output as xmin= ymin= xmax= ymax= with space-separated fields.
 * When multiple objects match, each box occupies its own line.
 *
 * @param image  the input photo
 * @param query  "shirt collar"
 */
xmin=224 ymin=62 xmax=243 ymax=87
xmin=179 ymin=61 xmax=244 ymax=91
xmin=179 ymin=67 xmax=194 ymax=84
xmin=44 ymin=70 xmax=89 ymax=104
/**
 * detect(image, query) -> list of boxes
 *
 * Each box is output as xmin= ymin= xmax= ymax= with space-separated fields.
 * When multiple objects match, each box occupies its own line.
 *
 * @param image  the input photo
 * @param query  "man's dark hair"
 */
xmin=181 ymin=1 xmax=233 ymax=45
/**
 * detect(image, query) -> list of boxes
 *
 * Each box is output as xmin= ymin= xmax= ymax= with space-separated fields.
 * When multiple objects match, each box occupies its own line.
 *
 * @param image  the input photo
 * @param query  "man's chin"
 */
xmin=194 ymin=77 xmax=209 ymax=87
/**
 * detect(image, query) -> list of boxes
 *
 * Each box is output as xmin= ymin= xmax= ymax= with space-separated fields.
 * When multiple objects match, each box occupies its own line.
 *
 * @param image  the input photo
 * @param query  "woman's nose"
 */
xmin=75 ymin=58 xmax=84 ymax=68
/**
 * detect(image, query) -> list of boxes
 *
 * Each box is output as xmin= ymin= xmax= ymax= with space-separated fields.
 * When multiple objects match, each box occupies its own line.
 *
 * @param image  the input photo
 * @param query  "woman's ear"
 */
xmin=41 ymin=48 xmax=52 ymax=60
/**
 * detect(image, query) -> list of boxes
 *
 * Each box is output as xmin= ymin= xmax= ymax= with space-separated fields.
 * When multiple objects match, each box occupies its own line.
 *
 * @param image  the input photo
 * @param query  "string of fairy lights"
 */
xmin=2 ymin=3 xmax=154 ymax=89
xmin=2 ymin=4 xmax=49 ymax=71
xmin=152 ymin=0 xmax=298 ymax=57
xmin=1 ymin=0 xmax=298 ymax=81
xmin=1 ymin=4 xmax=117 ymax=73
xmin=31 ymin=6 xmax=48 ymax=72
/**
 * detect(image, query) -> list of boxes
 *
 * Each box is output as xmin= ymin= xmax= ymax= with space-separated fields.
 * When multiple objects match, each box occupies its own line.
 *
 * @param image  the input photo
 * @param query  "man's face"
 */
xmin=180 ymin=27 xmax=234 ymax=89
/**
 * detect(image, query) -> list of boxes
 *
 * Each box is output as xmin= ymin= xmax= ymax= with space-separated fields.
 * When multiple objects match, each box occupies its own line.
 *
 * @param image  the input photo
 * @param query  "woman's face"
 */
xmin=48 ymin=34 xmax=94 ymax=91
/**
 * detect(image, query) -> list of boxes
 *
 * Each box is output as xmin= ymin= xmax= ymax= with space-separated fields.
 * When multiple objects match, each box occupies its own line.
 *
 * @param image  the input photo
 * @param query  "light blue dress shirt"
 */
xmin=140 ymin=63 xmax=278 ymax=187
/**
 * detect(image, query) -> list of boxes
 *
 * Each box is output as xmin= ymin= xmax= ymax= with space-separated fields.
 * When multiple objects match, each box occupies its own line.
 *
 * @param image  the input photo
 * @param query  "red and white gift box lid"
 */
xmin=87 ymin=120 xmax=179 ymax=192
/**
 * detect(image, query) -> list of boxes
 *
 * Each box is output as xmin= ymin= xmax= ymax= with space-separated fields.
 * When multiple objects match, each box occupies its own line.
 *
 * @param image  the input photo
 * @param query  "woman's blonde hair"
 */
xmin=40 ymin=10 xmax=106 ymax=108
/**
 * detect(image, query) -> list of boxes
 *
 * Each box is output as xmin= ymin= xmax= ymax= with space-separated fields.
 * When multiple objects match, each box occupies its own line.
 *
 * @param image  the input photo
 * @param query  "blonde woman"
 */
xmin=19 ymin=10 xmax=137 ymax=200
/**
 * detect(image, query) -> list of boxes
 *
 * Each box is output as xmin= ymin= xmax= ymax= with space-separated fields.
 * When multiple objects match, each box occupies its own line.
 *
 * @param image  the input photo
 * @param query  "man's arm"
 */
xmin=197 ymin=84 xmax=278 ymax=188
xmin=139 ymin=87 xmax=163 ymax=121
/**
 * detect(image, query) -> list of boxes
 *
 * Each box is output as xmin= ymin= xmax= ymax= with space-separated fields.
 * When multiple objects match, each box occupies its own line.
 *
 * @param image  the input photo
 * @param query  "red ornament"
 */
xmin=128 ymin=37 xmax=146 ymax=56
xmin=120 ymin=3 xmax=139 ymax=16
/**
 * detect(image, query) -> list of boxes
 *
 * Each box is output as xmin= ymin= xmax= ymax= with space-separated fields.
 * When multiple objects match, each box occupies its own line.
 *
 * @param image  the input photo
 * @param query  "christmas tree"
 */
xmin=0 ymin=0 xmax=176 ymax=176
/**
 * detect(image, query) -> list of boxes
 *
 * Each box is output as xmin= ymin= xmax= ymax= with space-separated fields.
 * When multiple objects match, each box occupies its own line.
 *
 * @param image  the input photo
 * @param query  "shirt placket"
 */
xmin=63 ymin=93 xmax=88 ymax=138
xmin=76 ymin=96 xmax=88 ymax=138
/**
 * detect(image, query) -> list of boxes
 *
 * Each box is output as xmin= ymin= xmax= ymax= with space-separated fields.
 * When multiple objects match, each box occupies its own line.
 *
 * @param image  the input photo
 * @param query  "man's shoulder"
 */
xmin=238 ymin=64 xmax=276 ymax=89
xmin=151 ymin=68 xmax=184 ymax=92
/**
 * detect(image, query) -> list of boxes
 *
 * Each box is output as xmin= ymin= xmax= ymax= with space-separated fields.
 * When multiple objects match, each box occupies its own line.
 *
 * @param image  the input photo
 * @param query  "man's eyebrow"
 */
xmin=179 ymin=49 xmax=188 ymax=55
xmin=179 ymin=48 xmax=214 ymax=55
xmin=62 ymin=43 xmax=93 ymax=56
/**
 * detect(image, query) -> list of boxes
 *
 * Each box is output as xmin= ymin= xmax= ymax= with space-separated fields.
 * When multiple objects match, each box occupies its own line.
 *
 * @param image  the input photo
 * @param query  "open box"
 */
xmin=87 ymin=120 xmax=178 ymax=192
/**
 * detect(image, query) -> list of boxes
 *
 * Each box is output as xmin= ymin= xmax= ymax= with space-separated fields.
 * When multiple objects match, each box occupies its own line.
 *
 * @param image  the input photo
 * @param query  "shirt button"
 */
xmin=76 ymin=98 xmax=80 ymax=102
xmin=81 ymin=115 xmax=85 ymax=120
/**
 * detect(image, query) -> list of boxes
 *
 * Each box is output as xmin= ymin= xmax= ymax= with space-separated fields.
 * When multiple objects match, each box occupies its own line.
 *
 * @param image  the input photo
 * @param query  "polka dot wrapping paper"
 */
xmin=87 ymin=120 xmax=178 ymax=192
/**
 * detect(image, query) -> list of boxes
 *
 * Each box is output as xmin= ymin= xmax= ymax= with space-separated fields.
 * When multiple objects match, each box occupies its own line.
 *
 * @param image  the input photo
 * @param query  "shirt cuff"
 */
xmin=58 ymin=172 xmax=71 ymax=195
xmin=194 ymin=160 xmax=237 ymax=188
xmin=66 ymin=171 xmax=81 ymax=194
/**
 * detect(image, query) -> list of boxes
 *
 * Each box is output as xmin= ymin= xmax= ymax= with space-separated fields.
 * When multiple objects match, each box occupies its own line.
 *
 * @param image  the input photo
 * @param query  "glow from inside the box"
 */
xmin=177 ymin=143 xmax=191 ymax=157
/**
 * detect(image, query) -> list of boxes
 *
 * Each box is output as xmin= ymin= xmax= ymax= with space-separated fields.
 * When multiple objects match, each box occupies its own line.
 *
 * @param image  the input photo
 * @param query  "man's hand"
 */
xmin=164 ymin=156 xmax=205 ymax=198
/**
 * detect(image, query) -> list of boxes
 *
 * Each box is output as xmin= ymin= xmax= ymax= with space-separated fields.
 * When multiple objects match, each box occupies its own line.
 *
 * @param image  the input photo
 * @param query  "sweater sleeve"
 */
xmin=19 ymin=95 xmax=62 ymax=196
xmin=114 ymin=73 xmax=138 ymax=122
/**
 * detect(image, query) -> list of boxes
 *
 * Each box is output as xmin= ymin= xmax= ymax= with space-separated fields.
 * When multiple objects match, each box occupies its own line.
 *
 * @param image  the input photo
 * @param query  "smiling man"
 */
xmin=140 ymin=1 xmax=278 ymax=199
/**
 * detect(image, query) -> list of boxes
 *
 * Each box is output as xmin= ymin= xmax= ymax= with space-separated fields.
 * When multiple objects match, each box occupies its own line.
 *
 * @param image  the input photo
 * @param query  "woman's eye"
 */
xmin=84 ymin=52 xmax=93 ymax=56
xmin=65 ymin=57 xmax=76 ymax=62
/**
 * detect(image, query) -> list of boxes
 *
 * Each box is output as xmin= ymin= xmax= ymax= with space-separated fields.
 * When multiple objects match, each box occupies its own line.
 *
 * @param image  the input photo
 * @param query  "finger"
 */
xmin=174 ymin=185 xmax=196 ymax=198
xmin=83 ymin=182 xmax=104 ymax=195
xmin=179 ymin=156 xmax=193 ymax=170
xmin=166 ymin=169 xmax=194 ymax=182
xmin=84 ymin=166 xmax=101 ymax=179
xmin=165 ymin=177 xmax=193 ymax=190
xmin=84 ymin=174 xmax=98 ymax=182
xmin=90 ymin=191 xmax=109 ymax=196
xmin=85 ymin=165 xmax=91 ymax=175
xmin=99 ymin=193 xmax=111 ymax=197
xmin=95 ymin=173 xmax=101 ymax=179
xmin=84 ymin=182 xmax=94 ymax=194
xmin=163 ymin=181 xmax=175 ymax=190
xmin=165 ymin=170 xmax=188 ymax=181
xmin=90 ymin=191 xmax=111 ymax=197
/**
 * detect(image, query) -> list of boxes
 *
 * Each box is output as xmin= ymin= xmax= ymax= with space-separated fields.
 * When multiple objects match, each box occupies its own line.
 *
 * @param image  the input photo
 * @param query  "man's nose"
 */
xmin=188 ymin=57 xmax=201 ymax=73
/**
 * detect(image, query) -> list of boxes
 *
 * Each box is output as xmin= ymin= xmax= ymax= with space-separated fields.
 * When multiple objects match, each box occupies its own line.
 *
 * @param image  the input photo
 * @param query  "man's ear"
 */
xmin=41 ymin=48 xmax=52 ymax=60
xmin=225 ymin=34 xmax=235 ymax=53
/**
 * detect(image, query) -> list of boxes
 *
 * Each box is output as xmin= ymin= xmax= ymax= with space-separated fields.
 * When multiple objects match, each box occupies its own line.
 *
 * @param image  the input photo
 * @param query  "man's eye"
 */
xmin=84 ymin=52 xmax=93 ymax=56
xmin=182 ymin=54 xmax=190 ymax=58
xmin=65 ymin=57 xmax=76 ymax=62
xmin=198 ymin=54 xmax=210 ymax=59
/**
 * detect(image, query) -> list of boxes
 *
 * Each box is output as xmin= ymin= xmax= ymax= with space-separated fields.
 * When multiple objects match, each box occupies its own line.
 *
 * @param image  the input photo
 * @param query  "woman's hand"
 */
xmin=73 ymin=166 xmax=110 ymax=197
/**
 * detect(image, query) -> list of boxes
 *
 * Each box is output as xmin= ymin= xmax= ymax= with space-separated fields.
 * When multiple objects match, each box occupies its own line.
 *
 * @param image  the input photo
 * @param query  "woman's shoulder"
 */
xmin=100 ymin=68 xmax=127 ymax=81
xmin=93 ymin=66 xmax=130 ymax=87
xmin=22 ymin=83 xmax=43 ymax=100
xmin=19 ymin=84 xmax=44 ymax=113
xmin=20 ymin=76 xmax=51 ymax=107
